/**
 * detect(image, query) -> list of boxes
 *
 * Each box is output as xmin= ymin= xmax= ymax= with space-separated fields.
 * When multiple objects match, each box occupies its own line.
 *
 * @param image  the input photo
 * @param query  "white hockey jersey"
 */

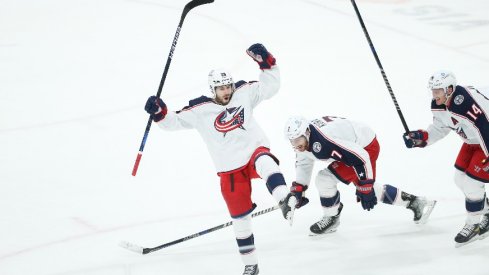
xmin=295 ymin=116 xmax=376 ymax=186
xmin=426 ymin=85 xmax=489 ymax=156
xmin=156 ymin=66 xmax=280 ymax=173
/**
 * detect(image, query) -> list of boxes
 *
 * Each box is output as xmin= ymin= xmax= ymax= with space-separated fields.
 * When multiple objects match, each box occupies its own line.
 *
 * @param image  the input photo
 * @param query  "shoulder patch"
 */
xmin=454 ymin=95 xmax=464 ymax=105
xmin=448 ymin=86 xmax=474 ymax=115
xmin=313 ymin=142 xmax=322 ymax=153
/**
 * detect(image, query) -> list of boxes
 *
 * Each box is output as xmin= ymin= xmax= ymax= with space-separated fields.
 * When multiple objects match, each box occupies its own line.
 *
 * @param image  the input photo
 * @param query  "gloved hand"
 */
xmin=246 ymin=43 xmax=276 ymax=70
xmin=290 ymin=182 xmax=309 ymax=208
xmin=355 ymin=179 xmax=377 ymax=211
xmin=144 ymin=95 xmax=167 ymax=122
xmin=403 ymin=130 xmax=428 ymax=148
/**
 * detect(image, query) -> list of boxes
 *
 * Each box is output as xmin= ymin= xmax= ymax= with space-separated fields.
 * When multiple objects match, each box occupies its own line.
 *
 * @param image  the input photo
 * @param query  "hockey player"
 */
xmin=144 ymin=43 xmax=296 ymax=275
xmin=283 ymin=115 xmax=436 ymax=236
xmin=403 ymin=70 xmax=489 ymax=247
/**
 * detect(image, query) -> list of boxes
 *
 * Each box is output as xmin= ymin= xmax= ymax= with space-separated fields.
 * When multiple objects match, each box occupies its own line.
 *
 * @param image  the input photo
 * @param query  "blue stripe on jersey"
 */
xmin=236 ymin=234 xmax=255 ymax=254
xmin=266 ymin=173 xmax=286 ymax=194
xmin=235 ymin=80 xmax=247 ymax=89
xmin=352 ymin=165 xmax=367 ymax=181
xmin=382 ymin=184 xmax=398 ymax=205
xmin=177 ymin=95 xmax=213 ymax=113
xmin=449 ymin=86 xmax=475 ymax=115
xmin=309 ymin=126 xmax=368 ymax=181
xmin=448 ymin=86 xmax=489 ymax=154
xmin=320 ymin=191 xmax=341 ymax=207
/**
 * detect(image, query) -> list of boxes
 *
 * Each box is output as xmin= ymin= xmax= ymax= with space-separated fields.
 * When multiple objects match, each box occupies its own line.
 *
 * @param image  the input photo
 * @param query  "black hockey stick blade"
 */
xmin=186 ymin=0 xmax=214 ymax=11
xmin=181 ymin=0 xmax=214 ymax=22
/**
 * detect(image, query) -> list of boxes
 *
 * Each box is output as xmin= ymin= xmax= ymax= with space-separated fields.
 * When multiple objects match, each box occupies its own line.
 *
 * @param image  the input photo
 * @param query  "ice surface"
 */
xmin=1 ymin=0 xmax=488 ymax=274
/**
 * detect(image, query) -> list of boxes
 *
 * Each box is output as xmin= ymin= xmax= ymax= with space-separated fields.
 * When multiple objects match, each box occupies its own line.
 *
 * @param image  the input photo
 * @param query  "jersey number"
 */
xmin=331 ymin=150 xmax=343 ymax=159
xmin=466 ymin=104 xmax=482 ymax=120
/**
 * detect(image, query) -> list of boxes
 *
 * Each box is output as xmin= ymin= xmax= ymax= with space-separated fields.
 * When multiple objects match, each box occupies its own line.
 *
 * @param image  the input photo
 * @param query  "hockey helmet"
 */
xmin=284 ymin=116 xmax=310 ymax=140
xmin=428 ymin=70 xmax=457 ymax=95
xmin=208 ymin=69 xmax=235 ymax=95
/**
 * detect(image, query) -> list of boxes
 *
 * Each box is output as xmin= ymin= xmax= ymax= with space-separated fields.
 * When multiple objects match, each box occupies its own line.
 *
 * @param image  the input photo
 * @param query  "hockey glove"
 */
xmin=246 ymin=43 xmax=276 ymax=70
xmin=290 ymin=182 xmax=309 ymax=208
xmin=144 ymin=95 xmax=168 ymax=122
xmin=403 ymin=130 xmax=428 ymax=148
xmin=355 ymin=179 xmax=377 ymax=211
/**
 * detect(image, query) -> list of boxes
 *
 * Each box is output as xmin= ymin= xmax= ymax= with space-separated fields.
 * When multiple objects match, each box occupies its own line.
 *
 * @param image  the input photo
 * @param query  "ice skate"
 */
xmin=279 ymin=193 xmax=297 ymax=226
xmin=454 ymin=223 xmax=480 ymax=248
xmin=309 ymin=203 xmax=343 ymax=237
xmin=242 ymin=264 xmax=259 ymax=275
xmin=479 ymin=212 xmax=489 ymax=240
xmin=403 ymin=193 xmax=436 ymax=224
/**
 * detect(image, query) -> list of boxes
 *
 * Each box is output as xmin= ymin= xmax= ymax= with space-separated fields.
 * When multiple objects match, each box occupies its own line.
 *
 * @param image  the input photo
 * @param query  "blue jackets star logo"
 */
xmin=214 ymin=106 xmax=246 ymax=135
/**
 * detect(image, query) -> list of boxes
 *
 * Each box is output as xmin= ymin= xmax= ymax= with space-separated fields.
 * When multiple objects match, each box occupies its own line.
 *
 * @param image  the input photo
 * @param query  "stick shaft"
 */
xmin=142 ymin=206 xmax=279 ymax=254
xmin=350 ymin=0 xmax=410 ymax=133
xmin=132 ymin=0 xmax=214 ymax=176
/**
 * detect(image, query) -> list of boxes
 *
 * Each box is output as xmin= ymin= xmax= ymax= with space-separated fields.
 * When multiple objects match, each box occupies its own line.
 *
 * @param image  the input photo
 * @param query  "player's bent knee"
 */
xmin=315 ymin=169 xmax=338 ymax=196
xmin=255 ymin=155 xmax=280 ymax=179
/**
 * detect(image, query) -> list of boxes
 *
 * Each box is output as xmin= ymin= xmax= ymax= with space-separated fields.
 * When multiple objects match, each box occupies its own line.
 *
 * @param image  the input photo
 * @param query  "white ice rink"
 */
xmin=1 ymin=0 xmax=489 ymax=274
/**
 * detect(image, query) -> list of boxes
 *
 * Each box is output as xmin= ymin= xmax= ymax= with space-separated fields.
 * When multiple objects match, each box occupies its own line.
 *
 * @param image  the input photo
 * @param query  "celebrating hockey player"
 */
xmin=144 ymin=43 xmax=296 ymax=275
xmin=283 ymin=115 xmax=436 ymax=236
xmin=403 ymin=70 xmax=489 ymax=247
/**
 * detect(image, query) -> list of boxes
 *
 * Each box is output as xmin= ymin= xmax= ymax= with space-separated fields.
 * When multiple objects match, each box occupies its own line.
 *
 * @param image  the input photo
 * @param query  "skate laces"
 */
xmin=460 ymin=224 xmax=477 ymax=237
xmin=317 ymin=217 xmax=333 ymax=230
xmin=243 ymin=265 xmax=257 ymax=275
xmin=480 ymin=214 xmax=489 ymax=228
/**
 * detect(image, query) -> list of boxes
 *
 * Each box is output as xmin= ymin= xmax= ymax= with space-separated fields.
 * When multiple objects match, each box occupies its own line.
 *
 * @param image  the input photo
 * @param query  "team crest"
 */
xmin=313 ymin=142 xmax=322 ymax=153
xmin=214 ymin=106 xmax=245 ymax=135
xmin=454 ymin=95 xmax=464 ymax=105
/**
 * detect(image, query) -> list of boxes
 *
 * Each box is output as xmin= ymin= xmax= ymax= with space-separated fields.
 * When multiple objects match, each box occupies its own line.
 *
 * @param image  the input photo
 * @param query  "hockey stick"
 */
xmin=132 ymin=0 xmax=214 ymax=176
xmin=350 ymin=0 xmax=410 ymax=133
xmin=119 ymin=205 xmax=279 ymax=255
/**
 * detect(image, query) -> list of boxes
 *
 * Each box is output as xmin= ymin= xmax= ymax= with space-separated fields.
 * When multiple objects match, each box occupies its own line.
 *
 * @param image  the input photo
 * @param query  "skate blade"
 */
xmin=479 ymin=231 xmax=489 ymax=240
xmin=286 ymin=197 xmax=297 ymax=226
xmin=309 ymin=228 xmax=338 ymax=238
xmin=287 ymin=208 xmax=295 ymax=226
xmin=454 ymin=235 xmax=480 ymax=248
xmin=415 ymin=200 xmax=437 ymax=225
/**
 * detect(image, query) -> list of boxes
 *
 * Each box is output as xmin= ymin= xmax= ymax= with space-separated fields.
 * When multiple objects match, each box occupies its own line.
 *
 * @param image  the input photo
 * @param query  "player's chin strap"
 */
xmin=444 ymin=91 xmax=454 ymax=105
xmin=442 ymin=85 xmax=458 ymax=105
